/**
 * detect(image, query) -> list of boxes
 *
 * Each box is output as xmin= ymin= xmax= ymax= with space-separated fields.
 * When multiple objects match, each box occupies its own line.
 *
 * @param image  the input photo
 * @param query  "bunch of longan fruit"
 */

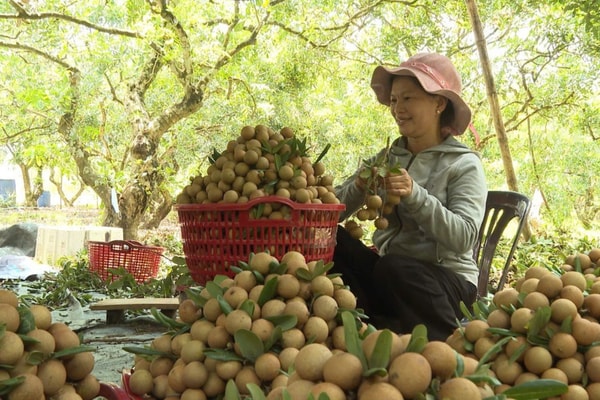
xmin=175 ymin=124 xmax=340 ymax=207
xmin=344 ymin=151 xmax=402 ymax=240
xmin=0 ymin=289 xmax=99 ymax=400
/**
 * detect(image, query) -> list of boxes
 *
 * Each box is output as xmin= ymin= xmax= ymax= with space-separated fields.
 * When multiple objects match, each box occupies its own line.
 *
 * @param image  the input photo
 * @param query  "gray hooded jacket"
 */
xmin=335 ymin=135 xmax=487 ymax=286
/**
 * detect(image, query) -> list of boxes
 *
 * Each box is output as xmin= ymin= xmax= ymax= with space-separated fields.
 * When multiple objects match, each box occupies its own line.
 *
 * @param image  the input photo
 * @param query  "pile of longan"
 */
xmin=176 ymin=125 xmax=340 ymax=207
xmin=0 ymin=290 xmax=99 ymax=400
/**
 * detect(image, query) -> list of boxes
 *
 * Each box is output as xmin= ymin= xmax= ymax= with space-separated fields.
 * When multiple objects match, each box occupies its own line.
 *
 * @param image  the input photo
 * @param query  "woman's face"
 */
xmin=389 ymin=76 xmax=446 ymax=138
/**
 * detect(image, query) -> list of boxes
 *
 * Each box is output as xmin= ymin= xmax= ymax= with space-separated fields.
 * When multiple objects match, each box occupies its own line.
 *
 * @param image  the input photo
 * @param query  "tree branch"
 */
xmin=0 ymin=7 xmax=140 ymax=38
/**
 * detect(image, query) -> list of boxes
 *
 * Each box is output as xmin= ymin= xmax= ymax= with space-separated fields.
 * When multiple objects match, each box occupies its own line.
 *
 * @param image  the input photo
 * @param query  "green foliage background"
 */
xmin=0 ymin=0 xmax=599 ymax=237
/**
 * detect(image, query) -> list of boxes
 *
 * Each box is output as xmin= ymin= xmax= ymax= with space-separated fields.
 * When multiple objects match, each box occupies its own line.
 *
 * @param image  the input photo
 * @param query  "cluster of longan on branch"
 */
xmin=344 ymin=142 xmax=402 ymax=240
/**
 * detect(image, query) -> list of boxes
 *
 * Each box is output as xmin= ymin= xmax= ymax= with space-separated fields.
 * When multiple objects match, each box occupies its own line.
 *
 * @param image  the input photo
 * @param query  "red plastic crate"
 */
xmin=88 ymin=240 xmax=163 ymax=283
xmin=176 ymin=196 xmax=345 ymax=284
xmin=99 ymin=381 xmax=135 ymax=400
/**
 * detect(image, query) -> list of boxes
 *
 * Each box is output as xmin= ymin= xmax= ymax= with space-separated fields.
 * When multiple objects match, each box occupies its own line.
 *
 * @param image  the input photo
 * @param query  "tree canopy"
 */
xmin=0 ymin=0 xmax=599 ymax=238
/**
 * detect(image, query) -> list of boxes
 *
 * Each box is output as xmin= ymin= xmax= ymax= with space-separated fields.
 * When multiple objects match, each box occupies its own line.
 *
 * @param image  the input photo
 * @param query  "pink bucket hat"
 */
xmin=370 ymin=53 xmax=472 ymax=135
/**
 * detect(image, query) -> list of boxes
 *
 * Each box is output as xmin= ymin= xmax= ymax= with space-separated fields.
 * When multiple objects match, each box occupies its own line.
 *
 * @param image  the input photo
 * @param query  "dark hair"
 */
xmin=440 ymin=101 xmax=454 ymax=130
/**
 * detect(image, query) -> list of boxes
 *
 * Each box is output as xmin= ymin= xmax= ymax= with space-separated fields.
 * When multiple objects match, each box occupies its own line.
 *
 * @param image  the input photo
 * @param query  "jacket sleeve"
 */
xmin=402 ymin=153 xmax=487 ymax=254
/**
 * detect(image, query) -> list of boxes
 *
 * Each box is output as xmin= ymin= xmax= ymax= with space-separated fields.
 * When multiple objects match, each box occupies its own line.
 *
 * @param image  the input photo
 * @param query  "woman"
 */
xmin=333 ymin=52 xmax=487 ymax=341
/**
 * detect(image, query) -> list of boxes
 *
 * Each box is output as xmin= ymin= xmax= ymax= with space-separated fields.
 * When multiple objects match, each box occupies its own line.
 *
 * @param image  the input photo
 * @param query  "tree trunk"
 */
xmin=465 ymin=0 xmax=519 ymax=191
xmin=465 ymin=0 xmax=531 ymax=239
xmin=142 ymin=188 xmax=174 ymax=230
xmin=20 ymin=164 xmax=43 ymax=207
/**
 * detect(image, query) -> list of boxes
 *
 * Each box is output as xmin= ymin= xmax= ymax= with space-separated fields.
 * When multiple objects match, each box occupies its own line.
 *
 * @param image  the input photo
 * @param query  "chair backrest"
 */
xmin=474 ymin=190 xmax=531 ymax=298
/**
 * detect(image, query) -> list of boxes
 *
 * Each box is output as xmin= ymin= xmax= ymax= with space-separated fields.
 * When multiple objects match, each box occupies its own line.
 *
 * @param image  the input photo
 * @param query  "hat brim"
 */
xmin=370 ymin=65 xmax=472 ymax=135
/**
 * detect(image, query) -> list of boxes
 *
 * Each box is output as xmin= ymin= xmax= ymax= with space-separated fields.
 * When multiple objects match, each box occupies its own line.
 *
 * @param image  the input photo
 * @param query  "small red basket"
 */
xmin=88 ymin=240 xmax=164 ymax=283
xmin=176 ymin=196 xmax=345 ymax=285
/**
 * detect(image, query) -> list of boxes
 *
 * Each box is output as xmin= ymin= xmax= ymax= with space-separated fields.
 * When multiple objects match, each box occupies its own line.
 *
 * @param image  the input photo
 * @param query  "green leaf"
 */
xmin=473 ymin=300 xmax=490 ymax=319
xmin=52 ymin=345 xmax=97 ymax=359
xmin=239 ymin=299 xmax=256 ymax=317
xmin=264 ymin=325 xmax=283 ymax=352
xmin=206 ymin=280 xmax=225 ymax=298
xmin=271 ymin=261 xmax=287 ymax=275
xmin=527 ymin=306 xmax=551 ymax=339
xmin=252 ymin=269 xmax=265 ymax=284
xmin=454 ymin=351 xmax=464 ymax=377
xmin=234 ymin=329 xmax=264 ymax=362
xmin=477 ymin=336 xmax=513 ymax=367
xmin=225 ymin=378 xmax=241 ymax=400
xmin=0 ymin=375 xmax=25 ymax=396
xmin=151 ymin=308 xmax=188 ymax=330
xmin=203 ymin=348 xmax=245 ymax=362
xmin=368 ymin=329 xmax=392 ymax=370
xmin=314 ymin=143 xmax=331 ymax=164
xmin=184 ymin=288 xmax=205 ymax=307
xmin=217 ymin=295 xmax=234 ymax=315
xmin=486 ymin=328 xmax=519 ymax=337
xmin=122 ymin=346 xmax=177 ymax=359
xmin=341 ymin=311 xmax=368 ymax=371
xmin=460 ymin=301 xmax=474 ymax=321
xmin=501 ymin=379 xmax=568 ymax=399
xmin=318 ymin=393 xmax=331 ymax=400
xmin=265 ymin=315 xmax=298 ymax=331
xmin=363 ymin=367 xmax=389 ymax=378
xmin=17 ymin=305 xmax=36 ymax=334
xmin=507 ymin=341 xmax=528 ymax=364
xmin=26 ymin=351 xmax=47 ymax=365
xmin=560 ymin=315 xmax=573 ymax=333
xmin=258 ymin=276 xmax=279 ymax=307
xmin=247 ymin=382 xmax=267 ymax=400
xmin=467 ymin=373 xmax=501 ymax=387
xmin=295 ymin=268 xmax=313 ymax=282
xmin=237 ymin=261 xmax=251 ymax=271
xmin=312 ymin=260 xmax=333 ymax=277
xmin=230 ymin=266 xmax=244 ymax=275
xmin=405 ymin=324 xmax=428 ymax=353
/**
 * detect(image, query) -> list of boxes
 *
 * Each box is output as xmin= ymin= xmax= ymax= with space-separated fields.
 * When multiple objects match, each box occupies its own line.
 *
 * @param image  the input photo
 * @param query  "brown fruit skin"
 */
xmin=0 ymin=331 xmax=24 ymax=365
xmin=129 ymin=369 xmax=154 ymax=396
xmin=359 ymin=381 xmax=404 ymax=400
xmin=422 ymin=341 xmax=458 ymax=380
xmin=294 ymin=343 xmax=332 ymax=382
xmin=524 ymin=346 xmax=553 ymax=375
xmin=322 ymin=352 xmax=363 ymax=390
xmin=7 ymin=373 xmax=44 ymax=400
xmin=0 ymin=289 xmax=18 ymax=307
xmin=0 ymin=303 xmax=20 ymax=332
xmin=587 ymin=357 xmax=600 ymax=383
xmin=76 ymin=373 xmax=101 ymax=400
xmin=309 ymin=382 xmax=346 ymax=400
xmin=556 ymin=357 xmax=585 ymax=384
xmin=587 ymin=382 xmax=600 ymax=400
xmin=438 ymin=377 xmax=481 ymax=400
xmin=388 ymin=352 xmax=432 ymax=399
xmin=178 ymin=299 xmax=202 ymax=324
xmin=52 ymin=327 xmax=81 ymax=353
xmin=64 ymin=351 xmax=95 ymax=381
xmin=37 ymin=358 xmax=67 ymax=396
xmin=29 ymin=304 xmax=53 ymax=330
xmin=561 ymin=384 xmax=589 ymax=400
xmin=549 ymin=332 xmax=578 ymax=359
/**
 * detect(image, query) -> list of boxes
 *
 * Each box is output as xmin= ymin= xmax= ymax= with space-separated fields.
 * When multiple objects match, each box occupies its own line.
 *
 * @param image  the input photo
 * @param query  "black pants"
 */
xmin=331 ymin=226 xmax=477 ymax=341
